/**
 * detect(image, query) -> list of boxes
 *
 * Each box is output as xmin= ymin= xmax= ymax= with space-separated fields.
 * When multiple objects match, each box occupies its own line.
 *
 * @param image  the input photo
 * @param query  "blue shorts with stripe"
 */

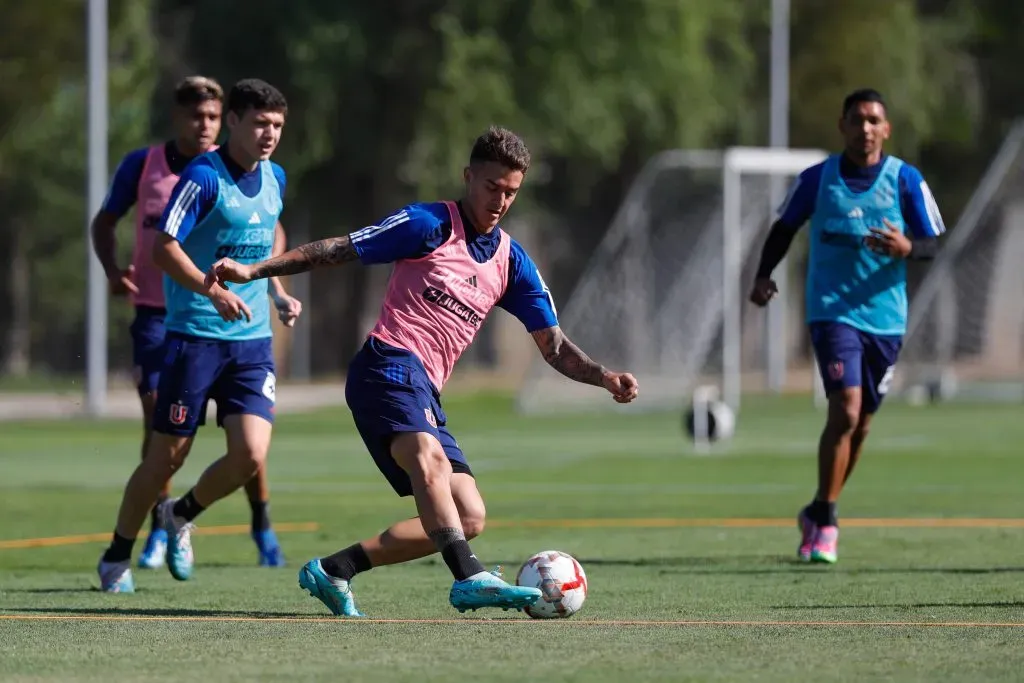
xmin=345 ymin=337 xmax=471 ymax=497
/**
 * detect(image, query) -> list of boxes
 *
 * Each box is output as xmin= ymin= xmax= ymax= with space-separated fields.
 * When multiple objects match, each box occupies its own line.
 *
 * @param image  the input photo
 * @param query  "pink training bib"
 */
xmin=370 ymin=201 xmax=511 ymax=391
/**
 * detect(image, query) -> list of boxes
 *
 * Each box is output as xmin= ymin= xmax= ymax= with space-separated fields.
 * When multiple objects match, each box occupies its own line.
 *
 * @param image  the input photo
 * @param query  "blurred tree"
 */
xmin=0 ymin=0 xmax=157 ymax=375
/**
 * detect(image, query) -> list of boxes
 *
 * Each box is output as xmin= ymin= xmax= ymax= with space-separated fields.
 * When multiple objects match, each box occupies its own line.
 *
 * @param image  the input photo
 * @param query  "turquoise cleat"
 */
xmin=449 ymin=567 xmax=542 ymax=614
xmin=298 ymin=559 xmax=365 ymax=617
xmin=138 ymin=528 xmax=168 ymax=570
xmin=160 ymin=499 xmax=195 ymax=581
xmin=98 ymin=559 xmax=135 ymax=594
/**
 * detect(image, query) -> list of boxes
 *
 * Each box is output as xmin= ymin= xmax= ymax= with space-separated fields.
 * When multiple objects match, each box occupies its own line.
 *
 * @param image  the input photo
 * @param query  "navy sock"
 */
xmin=249 ymin=499 xmax=270 ymax=534
xmin=150 ymin=494 xmax=167 ymax=532
xmin=808 ymin=500 xmax=838 ymax=527
xmin=320 ymin=544 xmax=373 ymax=582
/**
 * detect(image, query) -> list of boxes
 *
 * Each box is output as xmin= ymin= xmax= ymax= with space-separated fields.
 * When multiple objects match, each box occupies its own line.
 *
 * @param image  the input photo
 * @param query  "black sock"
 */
xmin=102 ymin=532 xmax=136 ymax=563
xmin=430 ymin=527 xmax=485 ymax=580
xmin=249 ymin=499 xmax=271 ymax=534
xmin=320 ymin=543 xmax=373 ymax=582
xmin=808 ymin=500 xmax=838 ymax=527
xmin=150 ymin=494 xmax=168 ymax=532
xmin=172 ymin=489 xmax=205 ymax=523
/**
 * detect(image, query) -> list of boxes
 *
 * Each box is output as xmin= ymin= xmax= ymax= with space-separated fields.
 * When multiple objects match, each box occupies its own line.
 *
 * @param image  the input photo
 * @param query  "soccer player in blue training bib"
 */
xmin=750 ymin=89 xmax=945 ymax=564
xmin=89 ymin=76 xmax=299 ymax=571
xmin=97 ymin=79 xmax=299 ymax=593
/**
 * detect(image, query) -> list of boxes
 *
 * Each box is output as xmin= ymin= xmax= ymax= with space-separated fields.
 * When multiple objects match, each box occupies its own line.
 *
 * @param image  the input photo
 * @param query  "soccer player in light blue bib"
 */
xmin=97 ymin=79 xmax=300 ymax=593
xmin=750 ymin=89 xmax=945 ymax=564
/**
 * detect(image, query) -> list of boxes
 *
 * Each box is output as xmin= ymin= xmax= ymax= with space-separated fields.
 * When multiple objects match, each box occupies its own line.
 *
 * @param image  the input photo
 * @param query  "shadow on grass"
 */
xmin=772 ymin=601 xmax=1024 ymax=610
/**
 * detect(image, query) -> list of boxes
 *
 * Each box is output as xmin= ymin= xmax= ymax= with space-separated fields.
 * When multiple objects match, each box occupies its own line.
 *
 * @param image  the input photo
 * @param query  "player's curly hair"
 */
xmin=174 ymin=76 xmax=223 ymax=106
xmin=470 ymin=126 xmax=531 ymax=174
xmin=227 ymin=79 xmax=288 ymax=118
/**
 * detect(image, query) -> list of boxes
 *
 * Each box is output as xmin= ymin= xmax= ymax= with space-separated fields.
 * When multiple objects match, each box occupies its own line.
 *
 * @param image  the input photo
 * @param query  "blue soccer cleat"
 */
xmin=298 ymin=559 xmax=365 ymax=617
xmin=159 ymin=499 xmax=195 ymax=581
xmin=252 ymin=528 xmax=286 ymax=567
xmin=449 ymin=567 xmax=542 ymax=614
xmin=138 ymin=528 xmax=168 ymax=570
xmin=98 ymin=559 xmax=135 ymax=594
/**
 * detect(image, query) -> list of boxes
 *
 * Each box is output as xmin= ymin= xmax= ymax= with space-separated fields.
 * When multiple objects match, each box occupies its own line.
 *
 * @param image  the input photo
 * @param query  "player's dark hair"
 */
xmin=470 ymin=126 xmax=531 ymax=174
xmin=842 ymin=88 xmax=886 ymax=118
xmin=227 ymin=79 xmax=288 ymax=118
xmin=174 ymin=76 xmax=223 ymax=107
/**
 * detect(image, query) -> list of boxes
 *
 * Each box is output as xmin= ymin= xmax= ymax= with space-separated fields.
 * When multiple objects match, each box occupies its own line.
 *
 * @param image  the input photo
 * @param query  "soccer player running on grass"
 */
xmin=90 ymin=77 xmax=298 ymax=571
xmin=207 ymin=126 xmax=640 ymax=615
xmin=97 ymin=79 xmax=300 ymax=592
xmin=749 ymin=89 xmax=945 ymax=564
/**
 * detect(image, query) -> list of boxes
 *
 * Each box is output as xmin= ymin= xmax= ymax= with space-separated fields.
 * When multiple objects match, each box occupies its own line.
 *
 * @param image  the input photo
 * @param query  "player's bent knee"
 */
xmin=148 ymin=433 xmax=193 ymax=471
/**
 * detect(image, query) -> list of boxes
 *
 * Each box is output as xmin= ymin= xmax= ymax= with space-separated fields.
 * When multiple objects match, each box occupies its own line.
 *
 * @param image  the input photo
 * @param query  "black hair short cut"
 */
xmin=227 ymin=79 xmax=288 ymax=118
xmin=174 ymin=76 xmax=223 ymax=107
xmin=469 ymin=126 xmax=530 ymax=174
xmin=842 ymin=88 xmax=886 ymax=118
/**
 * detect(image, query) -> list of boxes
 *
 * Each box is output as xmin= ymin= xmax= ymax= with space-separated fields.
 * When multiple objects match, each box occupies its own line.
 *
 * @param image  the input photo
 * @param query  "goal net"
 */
xmin=898 ymin=120 xmax=1024 ymax=402
xmin=515 ymin=146 xmax=827 ymax=415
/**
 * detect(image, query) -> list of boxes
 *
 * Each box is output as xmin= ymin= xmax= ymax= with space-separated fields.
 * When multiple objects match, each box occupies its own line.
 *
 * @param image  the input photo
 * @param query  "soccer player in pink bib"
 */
xmin=90 ymin=77 xmax=299 ymax=572
xmin=208 ymin=127 xmax=639 ymax=615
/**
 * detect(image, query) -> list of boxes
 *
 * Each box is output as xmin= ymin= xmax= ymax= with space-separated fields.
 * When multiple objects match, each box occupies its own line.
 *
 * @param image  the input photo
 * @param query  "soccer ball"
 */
xmin=684 ymin=398 xmax=735 ymax=443
xmin=515 ymin=550 xmax=588 ymax=619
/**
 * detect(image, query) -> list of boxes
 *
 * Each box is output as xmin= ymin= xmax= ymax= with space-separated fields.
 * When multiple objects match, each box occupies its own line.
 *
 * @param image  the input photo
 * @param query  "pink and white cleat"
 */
xmin=810 ymin=525 xmax=839 ymax=564
xmin=797 ymin=510 xmax=817 ymax=562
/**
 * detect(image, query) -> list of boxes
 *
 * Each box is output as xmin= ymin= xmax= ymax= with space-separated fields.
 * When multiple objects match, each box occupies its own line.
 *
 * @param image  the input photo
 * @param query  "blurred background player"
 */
xmin=89 ymin=76 xmax=297 ymax=571
xmin=96 ymin=79 xmax=296 ymax=593
xmin=208 ymin=126 xmax=639 ymax=616
xmin=750 ymin=88 xmax=945 ymax=564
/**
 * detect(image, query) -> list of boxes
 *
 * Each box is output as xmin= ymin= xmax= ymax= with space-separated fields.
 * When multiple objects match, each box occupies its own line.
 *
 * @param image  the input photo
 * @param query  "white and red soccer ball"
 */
xmin=515 ymin=550 xmax=588 ymax=619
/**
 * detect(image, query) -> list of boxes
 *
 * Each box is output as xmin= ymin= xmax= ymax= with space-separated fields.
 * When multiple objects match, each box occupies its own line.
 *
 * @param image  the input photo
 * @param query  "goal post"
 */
xmin=515 ymin=145 xmax=828 ymax=416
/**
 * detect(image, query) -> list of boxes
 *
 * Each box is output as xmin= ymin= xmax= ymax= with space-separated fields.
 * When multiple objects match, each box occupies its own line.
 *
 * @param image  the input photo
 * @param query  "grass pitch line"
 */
xmin=488 ymin=517 xmax=1024 ymax=530
xmin=0 ymin=522 xmax=319 ymax=550
xmin=0 ymin=614 xmax=1021 ymax=628
xmin=3 ymin=518 xmax=1023 ymax=551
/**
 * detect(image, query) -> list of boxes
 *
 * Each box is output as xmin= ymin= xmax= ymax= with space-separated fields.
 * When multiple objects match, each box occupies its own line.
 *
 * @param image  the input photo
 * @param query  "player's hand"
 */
xmin=865 ymin=219 xmax=912 ymax=258
xmin=602 ymin=371 xmax=639 ymax=404
xmin=206 ymin=258 xmax=254 ymax=289
xmin=107 ymin=265 xmax=139 ymax=297
xmin=272 ymin=291 xmax=302 ymax=328
xmin=749 ymin=277 xmax=778 ymax=307
xmin=209 ymin=287 xmax=252 ymax=323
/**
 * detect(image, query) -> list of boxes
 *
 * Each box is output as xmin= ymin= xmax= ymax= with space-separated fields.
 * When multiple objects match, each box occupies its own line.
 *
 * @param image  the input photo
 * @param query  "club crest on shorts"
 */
xmin=828 ymin=360 xmax=845 ymax=381
xmin=169 ymin=402 xmax=189 ymax=425
xmin=424 ymin=407 xmax=437 ymax=428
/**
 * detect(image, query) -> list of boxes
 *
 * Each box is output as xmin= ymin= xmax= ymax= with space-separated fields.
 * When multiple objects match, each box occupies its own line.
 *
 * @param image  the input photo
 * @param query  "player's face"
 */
xmin=839 ymin=101 xmax=890 ymax=161
xmin=174 ymin=100 xmax=222 ymax=155
xmin=228 ymin=108 xmax=286 ymax=163
xmin=463 ymin=162 xmax=524 ymax=231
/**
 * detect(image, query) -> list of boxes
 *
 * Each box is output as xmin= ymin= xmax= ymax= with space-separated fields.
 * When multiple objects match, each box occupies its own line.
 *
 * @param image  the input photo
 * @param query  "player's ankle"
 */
xmin=429 ymin=527 xmax=486 ymax=580
xmin=320 ymin=543 xmax=372 ymax=582
xmin=102 ymin=532 xmax=136 ymax=563
xmin=171 ymin=489 xmax=205 ymax=523
xmin=249 ymin=499 xmax=270 ymax=534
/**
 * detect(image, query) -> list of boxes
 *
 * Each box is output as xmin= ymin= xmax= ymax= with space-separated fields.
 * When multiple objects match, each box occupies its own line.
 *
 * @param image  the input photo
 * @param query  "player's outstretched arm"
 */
xmin=531 ymin=326 xmax=639 ymax=404
xmin=267 ymin=221 xmax=302 ymax=327
xmin=208 ymin=235 xmax=358 ymax=286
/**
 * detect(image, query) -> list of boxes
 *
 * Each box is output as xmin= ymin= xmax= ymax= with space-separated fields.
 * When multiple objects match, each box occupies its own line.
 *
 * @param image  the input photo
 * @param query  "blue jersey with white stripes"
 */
xmin=778 ymin=153 xmax=945 ymax=335
xmin=350 ymin=201 xmax=558 ymax=332
xmin=159 ymin=147 xmax=286 ymax=340
xmin=777 ymin=153 xmax=945 ymax=238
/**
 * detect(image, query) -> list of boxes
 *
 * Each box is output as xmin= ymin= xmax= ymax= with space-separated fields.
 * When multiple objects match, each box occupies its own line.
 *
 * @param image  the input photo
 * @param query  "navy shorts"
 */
xmin=130 ymin=306 xmax=167 ymax=396
xmin=810 ymin=321 xmax=902 ymax=414
xmin=345 ymin=337 xmax=472 ymax=497
xmin=151 ymin=332 xmax=277 ymax=436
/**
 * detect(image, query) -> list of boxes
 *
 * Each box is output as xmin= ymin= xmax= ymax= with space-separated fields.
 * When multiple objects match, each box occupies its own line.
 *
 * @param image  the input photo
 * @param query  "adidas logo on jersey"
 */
xmin=225 ymin=196 xmax=241 ymax=208
xmin=465 ymin=275 xmax=478 ymax=288
xmin=248 ymin=212 xmax=261 ymax=224
xmin=847 ymin=207 xmax=864 ymax=219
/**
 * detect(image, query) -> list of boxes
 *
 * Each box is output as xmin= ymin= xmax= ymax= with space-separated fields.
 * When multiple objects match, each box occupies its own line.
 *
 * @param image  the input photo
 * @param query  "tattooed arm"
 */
xmin=531 ymin=326 xmax=607 ymax=386
xmin=207 ymin=235 xmax=359 ymax=287
xmin=530 ymin=326 xmax=639 ymax=402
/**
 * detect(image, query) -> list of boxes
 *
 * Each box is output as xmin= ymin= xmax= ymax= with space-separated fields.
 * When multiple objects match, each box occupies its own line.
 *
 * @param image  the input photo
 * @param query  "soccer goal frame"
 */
xmin=721 ymin=147 xmax=828 ymax=410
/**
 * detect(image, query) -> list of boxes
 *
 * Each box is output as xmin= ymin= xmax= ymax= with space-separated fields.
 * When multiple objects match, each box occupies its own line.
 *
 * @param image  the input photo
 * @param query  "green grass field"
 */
xmin=1 ymin=393 xmax=1022 ymax=682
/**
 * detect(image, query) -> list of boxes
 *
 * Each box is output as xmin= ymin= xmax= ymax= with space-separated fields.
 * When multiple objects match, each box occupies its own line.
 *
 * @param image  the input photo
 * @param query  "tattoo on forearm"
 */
xmin=250 ymin=236 xmax=357 ymax=279
xmin=532 ymin=327 xmax=606 ymax=386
